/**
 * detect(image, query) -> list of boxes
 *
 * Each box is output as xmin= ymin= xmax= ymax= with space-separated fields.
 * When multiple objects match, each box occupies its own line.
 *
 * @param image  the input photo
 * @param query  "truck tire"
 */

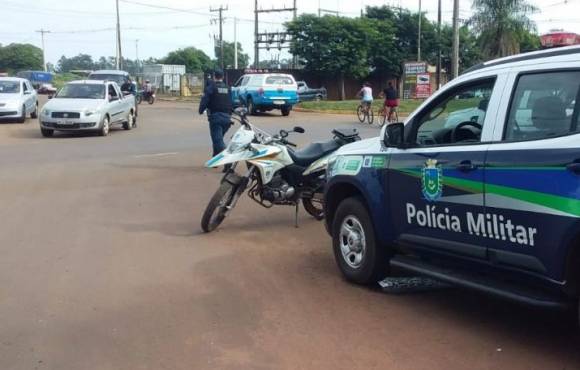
xmin=31 ymin=103 xmax=38 ymax=119
xmin=246 ymin=97 xmax=256 ymax=115
xmin=332 ymin=197 xmax=389 ymax=284
xmin=123 ymin=110 xmax=134 ymax=130
xmin=17 ymin=105 xmax=26 ymax=123
xmin=98 ymin=116 xmax=110 ymax=137
xmin=281 ymin=106 xmax=291 ymax=116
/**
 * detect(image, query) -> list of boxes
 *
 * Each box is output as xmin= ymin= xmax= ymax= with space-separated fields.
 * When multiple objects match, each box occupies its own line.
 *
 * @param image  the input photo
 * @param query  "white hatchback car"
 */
xmin=0 ymin=77 xmax=38 ymax=123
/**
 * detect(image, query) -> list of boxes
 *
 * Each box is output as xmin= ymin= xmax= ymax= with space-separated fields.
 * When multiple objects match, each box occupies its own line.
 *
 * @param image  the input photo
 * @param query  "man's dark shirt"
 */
xmin=383 ymin=86 xmax=399 ymax=100
xmin=121 ymin=81 xmax=136 ymax=95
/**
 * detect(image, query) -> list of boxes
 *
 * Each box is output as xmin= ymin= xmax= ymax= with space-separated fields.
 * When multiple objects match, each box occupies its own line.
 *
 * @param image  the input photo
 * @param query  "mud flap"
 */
xmin=378 ymin=276 xmax=451 ymax=294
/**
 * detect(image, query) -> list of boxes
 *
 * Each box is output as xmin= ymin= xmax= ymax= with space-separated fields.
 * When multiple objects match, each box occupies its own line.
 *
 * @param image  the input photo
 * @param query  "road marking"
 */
xmin=133 ymin=152 xmax=179 ymax=158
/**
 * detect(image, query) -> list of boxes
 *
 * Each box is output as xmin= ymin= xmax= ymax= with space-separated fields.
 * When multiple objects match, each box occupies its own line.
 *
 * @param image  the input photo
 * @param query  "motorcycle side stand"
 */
xmin=294 ymin=203 xmax=299 ymax=228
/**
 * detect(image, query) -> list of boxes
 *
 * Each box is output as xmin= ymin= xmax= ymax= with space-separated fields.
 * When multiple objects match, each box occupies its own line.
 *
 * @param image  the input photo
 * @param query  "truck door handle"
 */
xmin=567 ymin=161 xmax=580 ymax=174
xmin=457 ymin=160 xmax=477 ymax=172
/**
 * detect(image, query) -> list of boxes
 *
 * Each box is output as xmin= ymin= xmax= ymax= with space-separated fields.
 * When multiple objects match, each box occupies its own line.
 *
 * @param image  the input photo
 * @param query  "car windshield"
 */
xmin=56 ymin=84 xmax=105 ymax=99
xmin=265 ymin=76 xmax=293 ymax=85
xmin=0 ymin=81 xmax=21 ymax=93
xmin=88 ymin=74 xmax=127 ymax=85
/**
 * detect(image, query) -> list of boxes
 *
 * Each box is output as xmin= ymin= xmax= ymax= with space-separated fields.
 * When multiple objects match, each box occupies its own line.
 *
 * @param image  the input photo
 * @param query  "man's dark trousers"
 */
xmin=208 ymin=112 xmax=232 ymax=156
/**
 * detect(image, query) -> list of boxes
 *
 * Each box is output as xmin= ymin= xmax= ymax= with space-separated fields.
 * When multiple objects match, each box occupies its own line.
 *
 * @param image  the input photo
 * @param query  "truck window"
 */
xmin=413 ymin=79 xmax=495 ymax=146
xmin=265 ymin=76 xmax=293 ymax=85
xmin=504 ymin=71 xmax=580 ymax=141
xmin=108 ymin=84 xmax=119 ymax=100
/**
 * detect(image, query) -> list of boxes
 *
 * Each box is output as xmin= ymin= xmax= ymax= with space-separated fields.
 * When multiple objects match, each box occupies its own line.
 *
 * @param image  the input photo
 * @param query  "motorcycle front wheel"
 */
xmin=201 ymin=181 xmax=237 ymax=232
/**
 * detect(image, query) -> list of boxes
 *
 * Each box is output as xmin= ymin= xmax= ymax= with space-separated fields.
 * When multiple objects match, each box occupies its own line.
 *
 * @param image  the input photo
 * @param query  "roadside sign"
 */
xmin=403 ymin=62 xmax=431 ymax=99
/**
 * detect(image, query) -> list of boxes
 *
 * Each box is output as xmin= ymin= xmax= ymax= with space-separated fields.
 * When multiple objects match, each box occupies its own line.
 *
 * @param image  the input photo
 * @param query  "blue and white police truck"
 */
xmin=324 ymin=45 xmax=580 ymax=319
xmin=231 ymin=73 xmax=298 ymax=116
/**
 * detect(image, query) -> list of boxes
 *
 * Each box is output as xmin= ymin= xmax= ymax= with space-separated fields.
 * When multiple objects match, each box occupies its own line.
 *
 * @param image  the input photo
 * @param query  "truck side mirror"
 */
xmin=382 ymin=122 xmax=404 ymax=148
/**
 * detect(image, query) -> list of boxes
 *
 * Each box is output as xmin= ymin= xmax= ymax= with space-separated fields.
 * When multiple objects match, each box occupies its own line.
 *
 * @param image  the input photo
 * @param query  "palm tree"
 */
xmin=469 ymin=0 xmax=538 ymax=58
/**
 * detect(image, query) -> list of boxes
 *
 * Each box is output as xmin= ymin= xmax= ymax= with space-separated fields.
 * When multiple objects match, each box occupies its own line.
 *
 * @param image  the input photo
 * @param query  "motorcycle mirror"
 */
xmin=293 ymin=126 xmax=305 ymax=133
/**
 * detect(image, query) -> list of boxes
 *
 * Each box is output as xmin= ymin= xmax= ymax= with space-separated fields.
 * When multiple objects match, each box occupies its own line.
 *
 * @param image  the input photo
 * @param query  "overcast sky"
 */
xmin=1 ymin=0 xmax=579 ymax=66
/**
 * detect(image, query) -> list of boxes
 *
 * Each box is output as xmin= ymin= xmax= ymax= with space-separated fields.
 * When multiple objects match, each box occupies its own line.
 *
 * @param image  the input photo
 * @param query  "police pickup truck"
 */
xmin=231 ymin=73 xmax=298 ymax=116
xmin=324 ymin=46 xmax=580 ymax=319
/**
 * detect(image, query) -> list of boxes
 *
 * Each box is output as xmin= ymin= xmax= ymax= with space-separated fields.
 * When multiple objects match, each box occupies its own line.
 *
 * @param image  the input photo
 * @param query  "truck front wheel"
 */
xmin=332 ymin=197 xmax=389 ymax=284
xmin=281 ymin=106 xmax=291 ymax=116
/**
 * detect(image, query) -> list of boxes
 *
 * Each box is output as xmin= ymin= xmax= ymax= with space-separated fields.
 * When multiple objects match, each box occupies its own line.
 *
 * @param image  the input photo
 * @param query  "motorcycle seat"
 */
xmin=289 ymin=139 xmax=341 ymax=167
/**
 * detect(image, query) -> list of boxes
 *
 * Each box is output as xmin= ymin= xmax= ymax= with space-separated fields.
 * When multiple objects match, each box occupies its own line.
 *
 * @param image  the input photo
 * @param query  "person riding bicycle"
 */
xmin=357 ymin=82 xmax=373 ymax=111
xmin=381 ymin=81 xmax=399 ymax=122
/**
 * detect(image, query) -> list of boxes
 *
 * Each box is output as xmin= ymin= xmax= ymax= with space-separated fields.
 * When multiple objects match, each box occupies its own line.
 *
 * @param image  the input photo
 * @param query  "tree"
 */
xmin=214 ymin=41 xmax=250 ymax=69
xmin=0 ymin=43 xmax=43 ymax=73
xmin=469 ymin=0 xmax=538 ymax=58
xmin=287 ymin=15 xmax=376 ymax=100
xmin=162 ymin=47 xmax=214 ymax=73
xmin=57 ymin=54 xmax=95 ymax=72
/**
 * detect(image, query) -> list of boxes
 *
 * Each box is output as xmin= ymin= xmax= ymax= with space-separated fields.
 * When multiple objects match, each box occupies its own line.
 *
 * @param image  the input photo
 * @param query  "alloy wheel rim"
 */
xmin=339 ymin=215 xmax=366 ymax=269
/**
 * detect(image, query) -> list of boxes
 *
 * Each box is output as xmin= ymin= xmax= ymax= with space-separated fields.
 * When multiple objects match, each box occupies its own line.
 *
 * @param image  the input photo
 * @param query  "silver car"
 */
xmin=39 ymin=80 xmax=136 ymax=137
xmin=0 ymin=77 xmax=38 ymax=123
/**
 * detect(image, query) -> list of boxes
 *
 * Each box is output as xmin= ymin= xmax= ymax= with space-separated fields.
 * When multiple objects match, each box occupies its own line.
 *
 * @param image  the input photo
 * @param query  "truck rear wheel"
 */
xmin=332 ymin=197 xmax=389 ymax=284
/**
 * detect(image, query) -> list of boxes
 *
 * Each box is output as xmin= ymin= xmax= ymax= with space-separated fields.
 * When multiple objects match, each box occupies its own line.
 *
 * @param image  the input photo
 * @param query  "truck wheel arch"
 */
xmin=325 ymin=181 xmax=366 ymax=232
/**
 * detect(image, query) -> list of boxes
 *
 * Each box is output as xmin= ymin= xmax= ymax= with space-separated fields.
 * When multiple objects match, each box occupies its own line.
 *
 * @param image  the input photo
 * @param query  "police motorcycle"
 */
xmin=201 ymin=108 xmax=360 ymax=232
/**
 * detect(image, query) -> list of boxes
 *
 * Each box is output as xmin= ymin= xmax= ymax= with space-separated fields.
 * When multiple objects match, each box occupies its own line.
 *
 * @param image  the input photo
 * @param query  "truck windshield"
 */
xmin=56 ymin=84 xmax=105 ymax=99
xmin=0 ymin=81 xmax=21 ymax=93
xmin=265 ymin=76 xmax=293 ymax=85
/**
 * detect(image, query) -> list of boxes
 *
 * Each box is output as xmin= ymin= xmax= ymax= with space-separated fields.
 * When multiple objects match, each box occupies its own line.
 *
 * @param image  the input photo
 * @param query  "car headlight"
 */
xmin=84 ymin=110 xmax=98 ymax=117
xmin=41 ymin=109 xmax=51 ymax=116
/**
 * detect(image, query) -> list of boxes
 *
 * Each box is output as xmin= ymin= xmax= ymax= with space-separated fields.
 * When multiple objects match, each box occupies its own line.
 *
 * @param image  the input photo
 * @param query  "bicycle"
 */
xmin=356 ymin=102 xmax=374 ymax=124
xmin=378 ymin=105 xmax=399 ymax=127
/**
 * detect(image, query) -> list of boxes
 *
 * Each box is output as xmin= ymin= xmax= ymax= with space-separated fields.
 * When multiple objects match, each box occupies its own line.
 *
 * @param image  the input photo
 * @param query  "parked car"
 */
xmin=297 ymin=81 xmax=327 ymax=102
xmin=39 ymin=80 xmax=136 ymax=137
xmin=323 ymin=45 xmax=580 ymax=320
xmin=0 ymin=77 xmax=38 ymax=123
xmin=232 ymin=73 xmax=298 ymax=116
xmin=87 ymin=69 xmax=130 ymax=86
xmin=37 ymin=83 xmax=57 ymax=95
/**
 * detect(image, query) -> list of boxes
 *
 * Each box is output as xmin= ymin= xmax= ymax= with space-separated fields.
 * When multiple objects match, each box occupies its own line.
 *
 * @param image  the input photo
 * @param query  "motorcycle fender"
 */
xmin=205 ymin=145 xmax=281 ymax=168
xmin=303 ymin=153 xmax=334 ymax=176
xmin=247 ymin=158 xmax=285 ymax=184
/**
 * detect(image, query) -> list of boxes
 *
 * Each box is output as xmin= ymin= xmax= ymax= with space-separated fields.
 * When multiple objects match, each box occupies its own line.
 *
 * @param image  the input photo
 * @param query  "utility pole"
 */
xmin=436 ymin=0 xmax=442 ymax=89
xmin=35 ymin=29 xmax=50 ymax=72
xmin=211 ymin=5 xmax=228 ymax=70
xmin=254 ymin=0 xmax=259 ymax=68
xmin=292 ymin=0 xmax=297 ymax=69
xmin=417 ymin=0 xmax=422 ymax=62
xmin=115 ymin=0 xmax=123 ymax=70
xmin=135 ymin=39 xmax=140 ymax=74
xmin=234 ymin=17 xmax=238 ymax=69
xmin=451 ymin=0 xmax=459 ymax=79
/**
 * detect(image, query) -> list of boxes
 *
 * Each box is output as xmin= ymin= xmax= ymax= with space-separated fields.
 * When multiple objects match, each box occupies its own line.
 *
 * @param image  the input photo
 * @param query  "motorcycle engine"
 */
xmin=262 ymin=175 xmax=295 ymax=203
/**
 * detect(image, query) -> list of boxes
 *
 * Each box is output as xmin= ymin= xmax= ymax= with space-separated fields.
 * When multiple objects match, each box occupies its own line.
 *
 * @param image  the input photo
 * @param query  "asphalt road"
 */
xmin=1 ymin=99 xmax=579 ymax=370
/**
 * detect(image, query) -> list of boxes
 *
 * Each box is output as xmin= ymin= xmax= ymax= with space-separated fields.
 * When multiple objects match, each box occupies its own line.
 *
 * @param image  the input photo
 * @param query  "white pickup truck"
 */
xmin=39 ymin=80 xmax=136 ymax=137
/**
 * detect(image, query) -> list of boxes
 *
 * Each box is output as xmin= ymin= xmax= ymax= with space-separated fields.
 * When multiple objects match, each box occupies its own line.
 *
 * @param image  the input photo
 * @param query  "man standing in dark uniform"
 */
xmin=198 ymin=69 xmax=233 ymax=158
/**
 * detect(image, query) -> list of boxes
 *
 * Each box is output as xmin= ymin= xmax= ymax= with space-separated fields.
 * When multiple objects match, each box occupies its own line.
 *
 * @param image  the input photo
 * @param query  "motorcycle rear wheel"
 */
xmin=201 ymin=181 xmax=237 ymax=232
xmin=303 ymin=195 xmax=324 ymax=221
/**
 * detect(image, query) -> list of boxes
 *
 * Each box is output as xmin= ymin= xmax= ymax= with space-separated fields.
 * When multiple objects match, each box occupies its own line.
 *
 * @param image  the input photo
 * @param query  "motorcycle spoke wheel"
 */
xmin=201 ymin=182 xmax=237 ymax=232
xmin=303 ymin=195 xmax=324 ymax=221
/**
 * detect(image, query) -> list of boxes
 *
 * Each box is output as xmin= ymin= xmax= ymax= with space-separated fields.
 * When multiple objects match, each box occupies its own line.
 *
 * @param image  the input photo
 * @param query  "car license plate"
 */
xmin=57 ymin=120 xmax=74 ymax=125
xmin=273 ymin=100 xmax=285 ymax=105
